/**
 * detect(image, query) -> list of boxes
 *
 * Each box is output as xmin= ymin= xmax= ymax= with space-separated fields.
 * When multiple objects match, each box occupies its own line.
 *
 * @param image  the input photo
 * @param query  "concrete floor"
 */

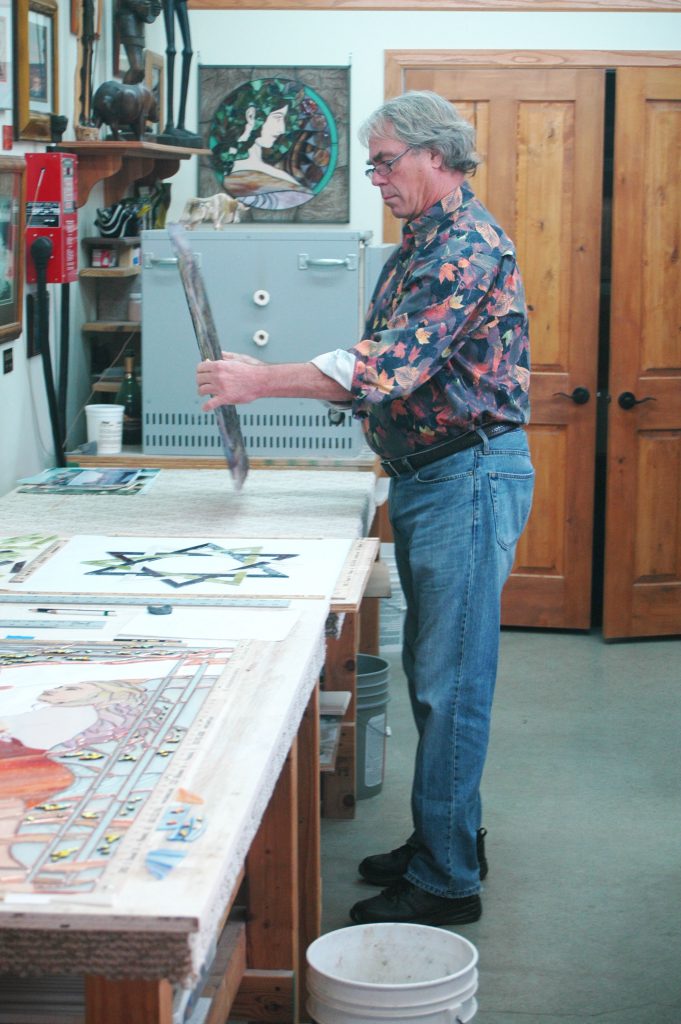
xmin=320 ymin=630 xmax=681 ymax=1024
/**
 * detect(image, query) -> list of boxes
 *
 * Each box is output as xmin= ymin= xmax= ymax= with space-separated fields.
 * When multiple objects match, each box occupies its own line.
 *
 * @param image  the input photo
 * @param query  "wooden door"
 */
xmin=393 ymin=66 xmax=605 ymax=628
xmin=603 ymin=68 xmax=681 ymax=639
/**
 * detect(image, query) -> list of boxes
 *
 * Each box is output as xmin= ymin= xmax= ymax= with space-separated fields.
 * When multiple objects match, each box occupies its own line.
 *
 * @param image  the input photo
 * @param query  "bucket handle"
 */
xmin=367 ymin=722 xmax=392 ymax=738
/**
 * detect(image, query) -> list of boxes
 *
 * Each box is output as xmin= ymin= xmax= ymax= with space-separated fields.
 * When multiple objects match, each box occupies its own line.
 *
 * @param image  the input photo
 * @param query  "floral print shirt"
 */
xmin=348 ymin=182 xmax=531 ymax=460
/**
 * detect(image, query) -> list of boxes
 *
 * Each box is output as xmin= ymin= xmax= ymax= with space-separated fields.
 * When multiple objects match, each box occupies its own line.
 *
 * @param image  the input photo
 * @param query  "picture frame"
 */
xmin=0 ymin=0 xmax=12 ymax=111
xmin=144 ymin=49 xmax=164 ymax=133
xmin=14 ymin=0 xmax=59 ymax=141
xmin=198 ymin=65 xmax=350 ymax=224
xmin=0 ymin=156 xmax=25 ymax=345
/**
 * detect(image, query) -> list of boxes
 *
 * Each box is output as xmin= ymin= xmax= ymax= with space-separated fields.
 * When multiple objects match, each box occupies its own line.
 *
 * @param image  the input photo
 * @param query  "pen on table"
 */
xmin=30 ymin=608 xmax=116 ymax=617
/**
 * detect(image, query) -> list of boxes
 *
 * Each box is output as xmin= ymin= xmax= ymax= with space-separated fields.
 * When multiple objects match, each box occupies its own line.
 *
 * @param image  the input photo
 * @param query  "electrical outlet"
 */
xmin=2 ymin=347 xmax=12 ymax=374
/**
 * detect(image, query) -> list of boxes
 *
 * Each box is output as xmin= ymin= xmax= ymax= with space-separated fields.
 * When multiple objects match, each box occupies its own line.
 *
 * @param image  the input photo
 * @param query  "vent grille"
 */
xmin=143 ymin=407 xmax=363 ymax=457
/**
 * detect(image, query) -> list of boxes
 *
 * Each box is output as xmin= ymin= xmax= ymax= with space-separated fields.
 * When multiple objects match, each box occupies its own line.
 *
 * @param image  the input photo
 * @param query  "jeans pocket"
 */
xmin=488 ymin=468 xmax=535 ymax=550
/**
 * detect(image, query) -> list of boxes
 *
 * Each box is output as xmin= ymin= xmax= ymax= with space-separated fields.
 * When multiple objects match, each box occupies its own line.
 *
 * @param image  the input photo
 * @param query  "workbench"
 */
xmin=0 ymin=610 xmax=327 ymax=1024
xmin=0 ymin=468 xmax=382 ymax=1022
xmin=1 ymin=468 xmax=384 ymax=817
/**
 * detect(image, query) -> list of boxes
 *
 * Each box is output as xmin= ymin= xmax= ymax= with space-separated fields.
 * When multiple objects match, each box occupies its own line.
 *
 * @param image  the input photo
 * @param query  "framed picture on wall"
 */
xmin=144 ymin=49 xmax=164 ymax=133
xmin=0 ymin=156 xmax=25 ymax=344
xmin=14 ymin=0 xmax=59 ymax=141
xmin=0 ymin=0 xmax=12 ymax=111
xmin=198 ymin=65 xmax=350 ymax=224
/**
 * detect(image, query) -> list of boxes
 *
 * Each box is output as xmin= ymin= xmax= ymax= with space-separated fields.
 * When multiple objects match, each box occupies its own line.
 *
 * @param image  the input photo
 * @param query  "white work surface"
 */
xmin=0 ymin=469 xmax=378 ymax=540
xmin=0 ymin=603 xmax=328 ymax=985
xmin=0 ymin=467 xmax=380 ymax=1000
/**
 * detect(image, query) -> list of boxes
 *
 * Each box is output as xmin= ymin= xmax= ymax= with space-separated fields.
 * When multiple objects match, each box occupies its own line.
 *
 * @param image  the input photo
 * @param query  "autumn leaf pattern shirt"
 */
xmin=348 ymin=182 xmax=530 ymax=460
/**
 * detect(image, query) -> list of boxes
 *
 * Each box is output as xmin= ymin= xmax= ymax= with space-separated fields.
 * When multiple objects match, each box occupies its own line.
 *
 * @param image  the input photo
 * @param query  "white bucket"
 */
xmin=85 ymin=404 xmax=125 ymax=454
xmin=306 ymin=923 xmax=478 ymax=1024
xmin=356 ymin=654 xmax=390 ymax=800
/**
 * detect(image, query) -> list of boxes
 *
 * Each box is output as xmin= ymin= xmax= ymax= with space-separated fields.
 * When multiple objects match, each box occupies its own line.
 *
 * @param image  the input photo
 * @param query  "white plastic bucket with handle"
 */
xmin=356 ymin=654 xmax=390 ymax=800
xmin=306 ymin=923 xmax=478 ymax=1024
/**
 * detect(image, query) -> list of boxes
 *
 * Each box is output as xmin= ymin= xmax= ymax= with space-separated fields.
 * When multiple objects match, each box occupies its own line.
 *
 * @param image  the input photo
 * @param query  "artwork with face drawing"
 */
xmin=198 ymin=65 xmax=349 ymax=224
xmin=0 ymin=641 xmax=237 ymax=893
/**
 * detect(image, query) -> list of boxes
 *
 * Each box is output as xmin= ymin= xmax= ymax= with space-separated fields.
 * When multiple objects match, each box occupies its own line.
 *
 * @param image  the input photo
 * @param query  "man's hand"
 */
xmin=197 ymin=352 xmax=266 ymax=411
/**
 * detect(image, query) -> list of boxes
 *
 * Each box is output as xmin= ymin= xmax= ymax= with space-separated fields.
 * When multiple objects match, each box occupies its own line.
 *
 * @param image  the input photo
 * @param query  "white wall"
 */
xmin=157 ymin=9 xmax=680 ymax=234
xmin=0 ymin=3 xmax=108 ymax=497
xmin=0 ymin=7 xmax=678 ymax=497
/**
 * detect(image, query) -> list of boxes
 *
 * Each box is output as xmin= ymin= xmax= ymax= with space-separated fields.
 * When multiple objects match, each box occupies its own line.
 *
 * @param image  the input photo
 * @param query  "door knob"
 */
xmin=617 ymin=391 xmax=656 ymax=410
xmin=553 ymin=386 xmax=591 ymax=405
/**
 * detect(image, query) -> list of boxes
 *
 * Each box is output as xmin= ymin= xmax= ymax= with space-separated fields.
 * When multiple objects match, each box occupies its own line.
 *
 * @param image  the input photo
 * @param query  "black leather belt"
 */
xmin=380 ymin=424 xmax=519 ymax=478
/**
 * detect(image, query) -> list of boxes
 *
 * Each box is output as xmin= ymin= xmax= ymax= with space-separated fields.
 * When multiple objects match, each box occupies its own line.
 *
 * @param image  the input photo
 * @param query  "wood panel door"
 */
xmin=395 ymin=66 xmax=605 ymax=628
xmin=603 ymin=68 xmax=681 ymax=639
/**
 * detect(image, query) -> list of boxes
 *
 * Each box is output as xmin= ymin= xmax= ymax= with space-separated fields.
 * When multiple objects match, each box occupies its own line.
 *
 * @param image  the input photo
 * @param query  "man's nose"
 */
xmin=370 ymin=168 xmax=389 ymax=185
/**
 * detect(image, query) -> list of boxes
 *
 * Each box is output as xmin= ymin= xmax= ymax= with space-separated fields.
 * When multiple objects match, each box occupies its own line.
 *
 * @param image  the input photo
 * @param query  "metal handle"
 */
xmin=298 ymin=253 xmax=357 ymax=271
xmin=553 ymin=386 xmax=591 ymax=405
xmin=618 ymin=391 xmax=656 ymax=410
xmin=143 ymin=252 xmax=201 ymax=269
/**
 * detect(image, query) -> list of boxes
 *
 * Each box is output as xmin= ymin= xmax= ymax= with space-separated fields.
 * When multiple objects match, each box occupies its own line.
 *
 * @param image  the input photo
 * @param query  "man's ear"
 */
xmin=429 ymin=149 xmax=445 ymax=169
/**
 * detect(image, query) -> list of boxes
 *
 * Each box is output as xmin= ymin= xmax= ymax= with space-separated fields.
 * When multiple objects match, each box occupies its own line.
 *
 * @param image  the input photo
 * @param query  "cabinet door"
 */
xmin=603 ymin=68 xmax=681 ymax=639
xmin=397 ymin=67 xmax=605 ymax=629
xmin=141 ymin=231 xmax=365 ymax=458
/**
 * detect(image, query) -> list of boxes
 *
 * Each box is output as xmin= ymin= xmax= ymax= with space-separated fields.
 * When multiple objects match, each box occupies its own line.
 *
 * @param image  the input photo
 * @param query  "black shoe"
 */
xmin=358 ymin=842 xmax=417 ymax=886
xmin=358 ymin=828 xmax=489 ymax=886
xmin=350 ymin=878 xmax=482 ymax=926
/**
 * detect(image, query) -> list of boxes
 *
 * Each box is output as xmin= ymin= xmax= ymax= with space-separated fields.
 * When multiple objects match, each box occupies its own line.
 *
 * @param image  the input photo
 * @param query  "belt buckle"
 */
xmin=382 ymin=455 xmax=414 ymax=478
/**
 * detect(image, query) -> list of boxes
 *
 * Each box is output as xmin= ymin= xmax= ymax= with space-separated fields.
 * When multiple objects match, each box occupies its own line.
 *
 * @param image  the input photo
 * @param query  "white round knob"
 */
xmin=253 ymin=289 xmax=270 ymax=306
xmin=253 ymin=329 xmax=269 ymax=347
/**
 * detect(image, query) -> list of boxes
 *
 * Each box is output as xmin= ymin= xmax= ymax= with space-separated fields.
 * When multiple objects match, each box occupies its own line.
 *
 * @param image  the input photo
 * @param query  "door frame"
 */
xmin=195 ymin=3 xmax=680 ymax=12
xmin=385 ymin=50 xmax=681 ymax=236
xmin=383 ymin=49 xmax=681 ymax=635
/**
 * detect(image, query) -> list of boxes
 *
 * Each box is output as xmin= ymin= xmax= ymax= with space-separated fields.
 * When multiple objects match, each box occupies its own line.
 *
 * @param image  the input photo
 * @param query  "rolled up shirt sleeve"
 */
xmin=310 ymin=349 xmax=356 ymax=407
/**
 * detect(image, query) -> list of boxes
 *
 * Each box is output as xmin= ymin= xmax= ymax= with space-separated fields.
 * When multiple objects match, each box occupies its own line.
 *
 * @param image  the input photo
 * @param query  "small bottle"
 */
xmin=116 ymin=351 xmax=142 ymax=446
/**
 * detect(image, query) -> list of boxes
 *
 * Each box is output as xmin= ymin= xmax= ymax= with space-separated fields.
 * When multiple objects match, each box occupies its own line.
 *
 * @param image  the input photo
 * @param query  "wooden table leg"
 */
xmin=233 ymin=743 xmax=299 ymax=1023
xmin=321 ymin=612 xmax=357 ymax=819
xmin=85 ymin=977 xmax=173 ymax=1024
xmin=297 ymin=686 xmax=321 ymax=1021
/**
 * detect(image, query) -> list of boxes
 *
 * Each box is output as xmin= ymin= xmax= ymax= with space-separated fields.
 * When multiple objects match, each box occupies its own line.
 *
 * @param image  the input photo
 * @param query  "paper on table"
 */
xmin=9 ymin=534 xmax=353 ymax=600
xmin=0 ymin=604 xmax=127 ymax=642
xmin=117 ymin=605 xmax=300 ymax=643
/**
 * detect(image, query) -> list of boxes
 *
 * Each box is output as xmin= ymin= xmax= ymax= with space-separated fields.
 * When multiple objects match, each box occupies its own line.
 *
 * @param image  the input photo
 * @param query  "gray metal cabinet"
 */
xmin=140 ymin=229 xmax=392 ymax=459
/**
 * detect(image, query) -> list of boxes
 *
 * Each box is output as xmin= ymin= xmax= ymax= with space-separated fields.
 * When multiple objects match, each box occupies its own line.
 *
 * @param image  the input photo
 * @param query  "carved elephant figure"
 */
xmin=92 ymin=80 xmax=157 ymax=141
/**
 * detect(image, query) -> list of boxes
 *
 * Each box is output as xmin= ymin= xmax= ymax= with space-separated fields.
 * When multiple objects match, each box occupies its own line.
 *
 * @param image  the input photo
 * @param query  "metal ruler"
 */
xmin=0 ymin=618 xmax=105 ymax=630
xmin=0 ymin=593 xmax=290 ymax=609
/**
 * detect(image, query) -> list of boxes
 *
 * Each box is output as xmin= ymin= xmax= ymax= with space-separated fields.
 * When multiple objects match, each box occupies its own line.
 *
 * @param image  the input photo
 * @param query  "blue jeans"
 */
xmin=388 ymin=428 xmax=534 ymax=898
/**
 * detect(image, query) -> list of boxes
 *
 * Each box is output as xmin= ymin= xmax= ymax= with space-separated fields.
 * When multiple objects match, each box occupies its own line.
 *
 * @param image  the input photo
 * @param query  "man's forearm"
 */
xmin=258 ymin=361 xmax=352 ymax=401
xmin=197 ymin=354 xmax=352 ymax=412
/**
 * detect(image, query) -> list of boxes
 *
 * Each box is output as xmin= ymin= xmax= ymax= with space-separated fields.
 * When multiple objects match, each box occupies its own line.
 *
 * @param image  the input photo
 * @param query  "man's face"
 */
xmin=367 ymin=132 xmax=440 ymax=221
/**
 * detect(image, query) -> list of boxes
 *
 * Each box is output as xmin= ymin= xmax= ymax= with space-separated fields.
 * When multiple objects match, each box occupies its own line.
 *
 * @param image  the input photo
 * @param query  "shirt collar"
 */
xmin=400 ymin=182 xmax=472 ymax=252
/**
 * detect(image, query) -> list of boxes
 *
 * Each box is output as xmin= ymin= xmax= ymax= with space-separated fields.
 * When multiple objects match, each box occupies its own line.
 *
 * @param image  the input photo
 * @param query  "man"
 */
xmin=197 ymin=91 xmax=534 ymax=927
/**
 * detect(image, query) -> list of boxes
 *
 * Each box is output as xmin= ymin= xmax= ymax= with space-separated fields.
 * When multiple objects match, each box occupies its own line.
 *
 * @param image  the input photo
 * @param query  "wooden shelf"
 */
xmin=80 ymin=267 xmax=140 ymax=279
xmin=80 ymin=237 xmax=141 ymax=276
xmin=82 ymin=237 xmax=141 ymax=247
xmin=56 ymin=141 xmax=208 ymax=208
xmin=82 ymin=321 xmax=141 ymax=334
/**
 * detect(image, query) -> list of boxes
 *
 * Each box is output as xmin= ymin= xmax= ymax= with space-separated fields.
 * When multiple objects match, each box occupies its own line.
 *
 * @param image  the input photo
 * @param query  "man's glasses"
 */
xmin=364 ymin=147 xmax=412 ymax=179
